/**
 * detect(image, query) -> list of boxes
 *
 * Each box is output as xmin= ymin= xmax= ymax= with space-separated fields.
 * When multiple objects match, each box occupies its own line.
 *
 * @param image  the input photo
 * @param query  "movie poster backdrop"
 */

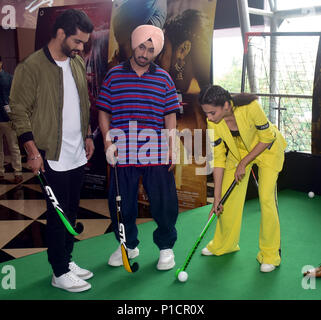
xmin=35 ymin=1 xmax=113 ymax=196
xmin=34 ymin=0 xmax=217 ymax=210
xmin=108 ymin=0 xmax=217 ymax=210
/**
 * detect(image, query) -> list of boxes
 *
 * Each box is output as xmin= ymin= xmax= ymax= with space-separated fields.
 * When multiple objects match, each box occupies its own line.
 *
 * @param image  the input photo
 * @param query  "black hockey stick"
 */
xmin=114 ymin=164 xmax=139 ymax=273
xmin=176 ymin=179 xmax=237 ymax=278
xmin=37 ymin=171 xmax=84 ymax=236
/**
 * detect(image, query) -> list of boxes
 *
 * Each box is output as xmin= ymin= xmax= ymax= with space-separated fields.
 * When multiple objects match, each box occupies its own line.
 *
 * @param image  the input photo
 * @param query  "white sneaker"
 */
xmin=108 ymin=244 xmax=139 ymax=267
xmin=260 ymin=263 xmax=276 ymax=273
xmin=51 ymin=271 xmax=91 ymax=293
xmin=157 ymin=249 xmax=175 ymax=270
xmin=201 ymin=247 xmax=214 ymax=256
xmin=69 ymin=261 xmax=93 ymax=280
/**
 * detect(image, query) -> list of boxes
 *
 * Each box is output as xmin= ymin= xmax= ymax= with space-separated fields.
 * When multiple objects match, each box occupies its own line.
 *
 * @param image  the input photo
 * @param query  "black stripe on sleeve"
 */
xmin=211 ymin=138 xmax=222 ymax=147
xmin=255 ymin=122 xmax=269 ymax=130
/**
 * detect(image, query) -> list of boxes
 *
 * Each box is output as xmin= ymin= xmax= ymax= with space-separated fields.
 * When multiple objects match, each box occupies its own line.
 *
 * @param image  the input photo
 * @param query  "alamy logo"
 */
xmin=1 ymin=5 xmax=16 ymax=29
xmin=106 ymin=122 xmax=215 ymax=175
xmin=1 ymin=265 xmax=16 ymax=290
xmin=301 ymin=265 xmax=317 ymax=290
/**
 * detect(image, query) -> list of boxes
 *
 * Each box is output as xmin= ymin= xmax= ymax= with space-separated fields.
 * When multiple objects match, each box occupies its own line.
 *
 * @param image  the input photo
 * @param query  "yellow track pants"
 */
xmin=207 ymin=145 xmax=281 ymax=266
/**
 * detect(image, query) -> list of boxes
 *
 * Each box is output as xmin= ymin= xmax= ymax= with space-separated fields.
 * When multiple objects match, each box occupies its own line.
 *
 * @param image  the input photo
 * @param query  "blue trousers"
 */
xmin=108 ymin=165 xmax=178 ymax=250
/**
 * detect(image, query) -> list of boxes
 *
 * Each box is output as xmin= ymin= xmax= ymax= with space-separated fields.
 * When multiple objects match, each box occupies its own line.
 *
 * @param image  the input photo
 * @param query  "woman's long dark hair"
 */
xmin=199 ymin=84 xmax=258 ymax=107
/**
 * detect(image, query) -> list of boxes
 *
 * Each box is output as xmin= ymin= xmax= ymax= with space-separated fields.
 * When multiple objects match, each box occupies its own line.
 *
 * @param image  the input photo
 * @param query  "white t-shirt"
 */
xmin=47 ymin=58 xmax=87 ymax=171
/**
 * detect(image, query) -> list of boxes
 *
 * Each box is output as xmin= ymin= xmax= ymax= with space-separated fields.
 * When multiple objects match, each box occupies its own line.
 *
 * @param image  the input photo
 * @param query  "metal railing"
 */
xmin=231 ymin=92 xmax=313 ymax=152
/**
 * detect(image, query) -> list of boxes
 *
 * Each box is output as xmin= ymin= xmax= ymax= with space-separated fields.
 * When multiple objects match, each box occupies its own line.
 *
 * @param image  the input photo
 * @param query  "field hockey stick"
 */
xmin=251 ymin=168 xmax=259 ymax=188
xmin=114 ymin=164 xmax=139 ymax=273
xmin=37 ymin=171 xmax=84 ymax=236
xmin=176 ymin=179 xmax=237 ymax=278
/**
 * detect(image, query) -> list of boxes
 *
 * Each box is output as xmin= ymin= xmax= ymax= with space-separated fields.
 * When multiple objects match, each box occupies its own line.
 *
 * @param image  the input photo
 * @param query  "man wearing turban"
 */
xmin=109 ymin=0 xmax=167 ymax=68
xmin=97 ymin=25 xmax=180 ymax=271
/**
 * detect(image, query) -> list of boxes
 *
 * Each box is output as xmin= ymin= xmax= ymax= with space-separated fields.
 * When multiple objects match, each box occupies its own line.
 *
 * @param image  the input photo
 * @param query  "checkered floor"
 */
xmin=0 ymin=156 xmax=214 ymax=264
xmin=0 ymin=164 xmax=112 ymax=263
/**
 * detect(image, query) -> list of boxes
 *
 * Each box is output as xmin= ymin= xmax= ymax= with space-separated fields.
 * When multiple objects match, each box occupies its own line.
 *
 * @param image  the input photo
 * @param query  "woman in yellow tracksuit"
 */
xmin=199 ymin=85 xmax=287 ymax=272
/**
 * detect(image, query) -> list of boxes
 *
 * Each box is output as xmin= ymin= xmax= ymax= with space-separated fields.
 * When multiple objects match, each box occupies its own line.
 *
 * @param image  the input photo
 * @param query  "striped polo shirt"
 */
xmin=96 ymin=59 xmax=180 ymax=166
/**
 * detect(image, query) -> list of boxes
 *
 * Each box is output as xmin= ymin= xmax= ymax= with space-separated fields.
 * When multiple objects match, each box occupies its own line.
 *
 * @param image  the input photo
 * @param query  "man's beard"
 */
xmin=133 ymin=55 xmax=151 ymax=67
xmin=61 ymin=41 xmax=80 ymax=59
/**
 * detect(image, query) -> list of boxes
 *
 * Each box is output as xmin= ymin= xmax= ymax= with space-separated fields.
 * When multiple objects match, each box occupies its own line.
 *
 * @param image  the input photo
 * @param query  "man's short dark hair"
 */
xmin=52 ymin=9 xmax=94 ymax=38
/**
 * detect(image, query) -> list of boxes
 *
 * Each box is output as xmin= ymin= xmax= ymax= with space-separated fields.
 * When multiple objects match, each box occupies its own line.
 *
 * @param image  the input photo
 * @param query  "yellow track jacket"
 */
xmin=207 ymin=100 xmax=287 ymax=172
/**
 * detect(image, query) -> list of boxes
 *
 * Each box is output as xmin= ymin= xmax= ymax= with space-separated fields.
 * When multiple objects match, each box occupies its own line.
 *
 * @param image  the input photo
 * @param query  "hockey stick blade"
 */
xmin=176 ymin=179 xmax=237 ymax=278
xmin=37 ymin=171 xmax=83 ymax=236
xmin=75 ymin=222 xmax=84 ymax=234
xmin=120 ymin=243 xmax=139 ymax=273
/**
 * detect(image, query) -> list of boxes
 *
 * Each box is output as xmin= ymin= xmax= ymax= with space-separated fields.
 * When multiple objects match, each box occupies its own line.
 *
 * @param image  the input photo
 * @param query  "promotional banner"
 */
xmin=158 ymin=0 xmax=216 ymax=210
xmin=312 ymin=36 xmax=321 ymax=155
xmin=108 ymin=0 xmax=216 ymax=211
xmin=32 ymin=0 xmax=216 ymax=210
xmin=35 ymin=1 xmax=113 ymax=196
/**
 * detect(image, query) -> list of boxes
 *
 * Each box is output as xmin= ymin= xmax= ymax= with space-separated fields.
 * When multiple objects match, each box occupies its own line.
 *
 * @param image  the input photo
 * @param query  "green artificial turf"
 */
xmin=0 ymin=189 xmax=320 ymax=300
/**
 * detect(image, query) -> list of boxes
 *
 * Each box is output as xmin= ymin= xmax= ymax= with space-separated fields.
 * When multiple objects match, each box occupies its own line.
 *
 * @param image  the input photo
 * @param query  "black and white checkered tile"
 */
xmin=0 ymin=163 xmax=113 ymax=263
xmin=0 ymin=158 xmax=214 ymax=263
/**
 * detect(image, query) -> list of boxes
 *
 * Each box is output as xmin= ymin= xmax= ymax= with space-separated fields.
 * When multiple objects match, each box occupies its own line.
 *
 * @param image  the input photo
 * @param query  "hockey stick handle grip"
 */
xmin=200 ymin=179 xmax=237 ymax=236
xmin=217 ymin=179 xmax=237 ymax=210
xmin=114 ymin=161 xmax=121 ymax=198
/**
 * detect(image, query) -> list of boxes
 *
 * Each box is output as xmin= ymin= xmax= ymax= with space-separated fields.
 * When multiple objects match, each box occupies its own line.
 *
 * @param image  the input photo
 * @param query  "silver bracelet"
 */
xmin=28 ymin=154 xmax=41 ymax=161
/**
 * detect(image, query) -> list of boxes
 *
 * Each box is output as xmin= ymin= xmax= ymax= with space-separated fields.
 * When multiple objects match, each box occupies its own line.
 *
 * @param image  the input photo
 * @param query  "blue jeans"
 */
xmin=108 ymin=165 xmax=178 ymax=250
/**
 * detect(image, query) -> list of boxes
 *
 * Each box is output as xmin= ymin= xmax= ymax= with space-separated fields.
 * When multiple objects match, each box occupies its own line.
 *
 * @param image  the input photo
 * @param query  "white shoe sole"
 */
xmin=108 ymin=260 xmax=123 ymax=267
xmin=75 ymin=271 xmax=94 ymax=280
xmin=201 ymin=247 xmax=214 ymax=256
xmin=260 ymin=265 xmax=276 ymax=273
xmin=51 ymin=279 xmax=91 ymax=293
xmin=157 ymin=260 xmax=176 ymax=271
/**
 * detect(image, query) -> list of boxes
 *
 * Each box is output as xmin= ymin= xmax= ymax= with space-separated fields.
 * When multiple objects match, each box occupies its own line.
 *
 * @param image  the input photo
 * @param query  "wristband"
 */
xmin=86 ymin=134 xmax=94 ymax=140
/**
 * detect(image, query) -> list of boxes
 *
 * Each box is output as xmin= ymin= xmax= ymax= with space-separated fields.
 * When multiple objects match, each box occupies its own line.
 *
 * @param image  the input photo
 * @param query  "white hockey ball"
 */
xmin=308 ymin=191 xmax=315 ymax=198
xmin=178 ymin=271 xmax=188 ymax=282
